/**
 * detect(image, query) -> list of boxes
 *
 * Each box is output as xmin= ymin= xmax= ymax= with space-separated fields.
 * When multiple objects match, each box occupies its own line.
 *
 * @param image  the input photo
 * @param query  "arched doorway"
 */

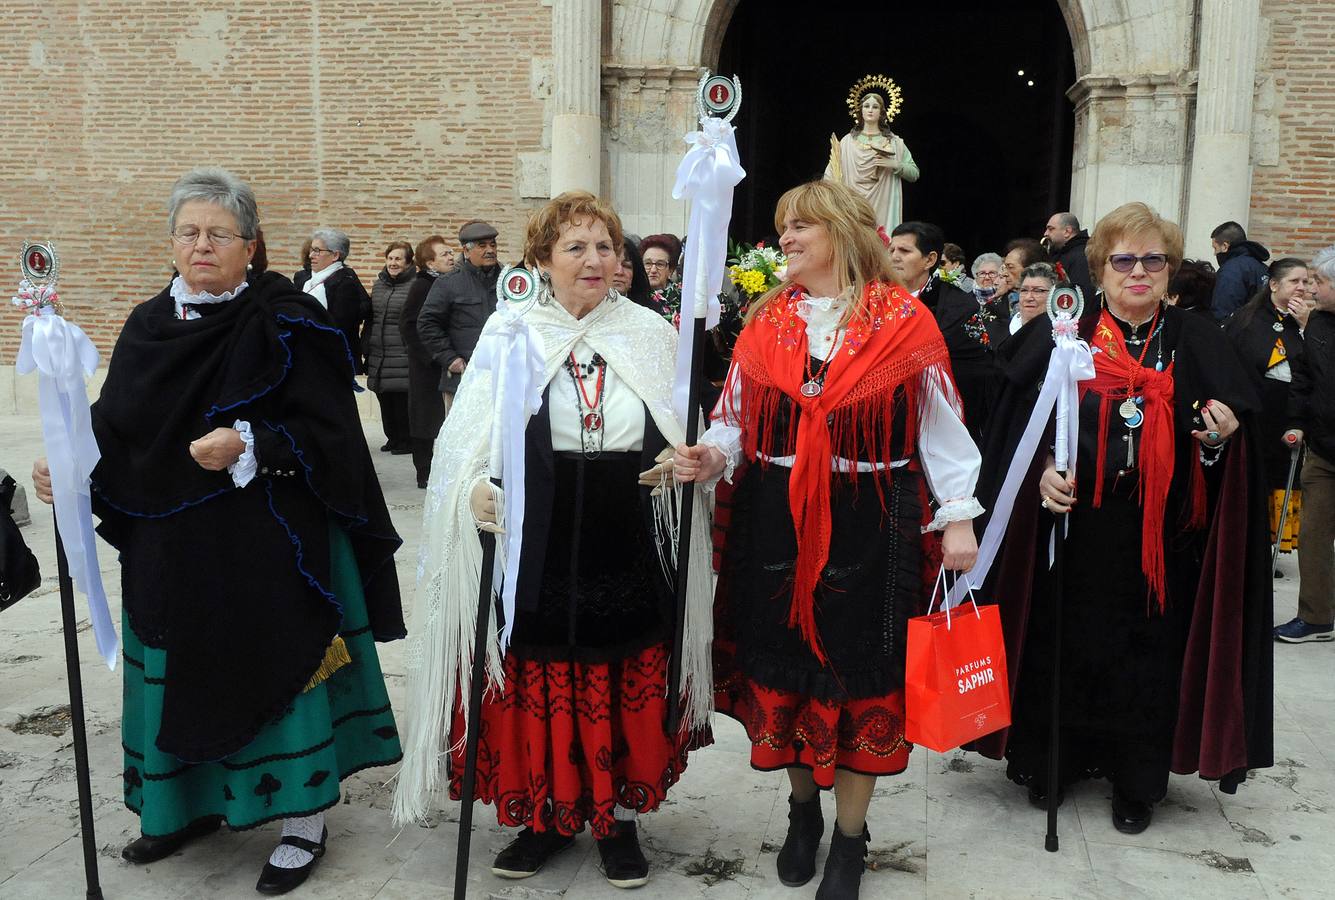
xmin=716 ymin=0 xmax=1076 ymax=257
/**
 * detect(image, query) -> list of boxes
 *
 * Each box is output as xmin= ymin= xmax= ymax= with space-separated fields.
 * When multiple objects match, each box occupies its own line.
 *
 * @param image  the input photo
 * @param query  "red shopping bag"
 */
xmin=904 ymin=571 xmax=1011 ymax=753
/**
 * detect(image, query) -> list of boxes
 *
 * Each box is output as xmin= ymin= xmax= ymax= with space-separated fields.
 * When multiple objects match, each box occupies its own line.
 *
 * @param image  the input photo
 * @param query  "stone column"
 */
xmin=1183 ymin=0 xmax=1262 ymax=259
xmin=550 ymin=0 xmax=601 ymax=196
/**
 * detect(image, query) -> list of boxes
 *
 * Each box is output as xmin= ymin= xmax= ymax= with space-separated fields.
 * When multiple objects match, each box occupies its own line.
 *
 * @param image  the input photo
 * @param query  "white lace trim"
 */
xmin=925 ymin=497 xmax=986 ymax=533
xmin=228 ymin=420 xmax=256 ymax=487
xmin=170 ymin=276 xmax=248 ymax=319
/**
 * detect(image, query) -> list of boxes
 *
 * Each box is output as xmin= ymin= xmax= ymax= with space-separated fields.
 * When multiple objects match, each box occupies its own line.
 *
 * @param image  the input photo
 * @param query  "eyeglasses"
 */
xmin=1018 ymin=286 xmax=1051 ymax=296
xmin=975 ymin=271 xmax=999 ymax=280
xmin=643 ymin=260 xmax=671 ymax=270
xmin=1108 ymin=253 xmax=1169 ymax=273
xmin=309 ymin=247 xmax=335 ymax=256
xmin=172 ymin=226 xmax=249 ymax=246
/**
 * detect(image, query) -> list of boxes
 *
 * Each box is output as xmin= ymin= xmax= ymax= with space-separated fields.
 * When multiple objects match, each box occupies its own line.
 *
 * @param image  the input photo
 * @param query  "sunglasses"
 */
xmin=1108 ymin=253 xmax=1169 ymax=273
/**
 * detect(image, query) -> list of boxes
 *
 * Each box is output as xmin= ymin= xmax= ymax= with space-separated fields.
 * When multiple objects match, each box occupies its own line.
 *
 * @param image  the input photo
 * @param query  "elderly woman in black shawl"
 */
xmin=978 ymin=202 xmax=1272 ymax=835
xmin=35 ymin=168 xmax=405 ymax=896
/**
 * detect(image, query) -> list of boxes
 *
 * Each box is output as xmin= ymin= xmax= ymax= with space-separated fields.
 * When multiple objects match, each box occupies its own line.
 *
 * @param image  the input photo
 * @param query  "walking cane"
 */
xmin=664 ymin=72 xmax=744 ymax=736
xmin=453 ymin=404 xmax=505 ymax=899
xmin=665 ymin=313 xmax=706 ymax=735
xmin=452 ymin=266 xmax=541 ymax=900
xmin=54 ymin=513 xmax=105 ymax=900
xmin=1045 ymin=493 xmax=1065 ymax=853
xmin=14 ymin=242 xmax=111 ymax=898
xmin=1043 ymin=285 xmax=1085 ymax=854
xmin=1272 ymin=434 xmax=1303 ymax=571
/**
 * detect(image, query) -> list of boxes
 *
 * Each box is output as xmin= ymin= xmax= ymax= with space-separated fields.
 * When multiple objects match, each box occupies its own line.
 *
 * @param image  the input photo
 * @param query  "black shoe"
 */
xmin=379 ymin=442 xmax=392 ymax=452
xmin=815 ymin=824 xmax=869 ymax=899
xmin=389 ymin=445 xmax=412 ymax=456
xmin=1111 ymin=791 xmax=1153 ymax=835
xmin=491 ymin=827 xmax=576 ymax=879
xmin=776 ymin=793 xmax=824 ymax=887
xmin=1027 ymin=779 xmax=1066 ymax=810
xmin=122 ymin=815 xmax=224 ymax=864
xmin=596 ymin=820 xmax=649 ymax=889
xmin=416 ymin=477 xmax=429 ymax=489
xmin=255 ymin=827 xmax=327 ymax=895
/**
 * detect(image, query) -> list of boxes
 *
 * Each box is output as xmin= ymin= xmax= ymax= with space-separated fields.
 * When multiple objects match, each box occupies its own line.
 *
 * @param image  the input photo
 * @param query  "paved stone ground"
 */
xmin=1 ymin=411 xmax=1332 ymax=900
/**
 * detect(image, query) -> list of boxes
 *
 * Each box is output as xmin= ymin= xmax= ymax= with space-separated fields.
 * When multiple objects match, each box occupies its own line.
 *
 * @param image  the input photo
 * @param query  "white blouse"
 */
xmin=698 ymin=295 xmax=984 ymax=531
xmin=549 ymin=339 xmax=645 ymax=453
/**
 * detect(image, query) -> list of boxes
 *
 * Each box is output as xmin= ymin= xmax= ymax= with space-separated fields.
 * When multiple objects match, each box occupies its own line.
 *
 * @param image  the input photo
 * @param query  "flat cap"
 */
xmin=459 ymin=221 xmax=498 ymax=243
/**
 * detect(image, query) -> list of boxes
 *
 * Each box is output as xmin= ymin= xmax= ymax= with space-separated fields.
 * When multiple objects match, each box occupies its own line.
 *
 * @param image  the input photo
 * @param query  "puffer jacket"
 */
xmin=366 ymin=265 xmax=416 ymax=393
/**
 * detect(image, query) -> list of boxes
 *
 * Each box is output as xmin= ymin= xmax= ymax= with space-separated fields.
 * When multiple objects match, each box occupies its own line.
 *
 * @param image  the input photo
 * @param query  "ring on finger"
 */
xmin=1207 ymin=430 xmax=1220 ymax=441
xmin=1040 ymin=496 xmax=1050 ymax=510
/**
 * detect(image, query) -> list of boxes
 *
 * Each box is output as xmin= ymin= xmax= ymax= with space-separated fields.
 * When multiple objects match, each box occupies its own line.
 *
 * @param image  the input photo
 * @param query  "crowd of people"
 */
xmin=22 ymin=165 xmax=1333 ymax=900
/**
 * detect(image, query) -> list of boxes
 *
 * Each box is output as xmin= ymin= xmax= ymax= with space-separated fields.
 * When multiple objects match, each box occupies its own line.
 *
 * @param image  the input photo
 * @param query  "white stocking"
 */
xmin=267 ymin=812 xmax=325 ymax=869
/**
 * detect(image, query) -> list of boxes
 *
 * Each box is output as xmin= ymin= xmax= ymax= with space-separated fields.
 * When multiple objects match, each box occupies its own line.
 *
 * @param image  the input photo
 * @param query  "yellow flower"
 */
xmin=736 ymin=269 xmax=767 ymax=296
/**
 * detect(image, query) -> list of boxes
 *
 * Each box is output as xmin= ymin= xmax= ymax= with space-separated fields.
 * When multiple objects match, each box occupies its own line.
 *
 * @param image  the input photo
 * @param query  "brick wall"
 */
xmin=1250 ymin=0 xmax=1335 ymax=261
xmin=0 ymin=0 xmax=551 ymax=363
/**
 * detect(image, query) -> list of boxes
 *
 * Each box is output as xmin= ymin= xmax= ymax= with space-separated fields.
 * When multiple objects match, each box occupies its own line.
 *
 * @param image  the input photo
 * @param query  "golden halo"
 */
xmin=846 ymin=74 xmax=904 ymax=124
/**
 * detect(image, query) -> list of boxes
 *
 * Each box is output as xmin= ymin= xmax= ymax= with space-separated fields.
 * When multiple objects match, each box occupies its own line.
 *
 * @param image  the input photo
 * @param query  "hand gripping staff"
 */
xmin=665 ymin=73 xmax=745 ymax=734
xmin=451 ymin=266 xmax=545 ymax=899
xmin=946 ymin=286 xmax=1093 ymax=851
xmin=13 ymin=241 xmax=108 ymax=898
xmin=1272 ymin=432 xmax=1302 ymax=571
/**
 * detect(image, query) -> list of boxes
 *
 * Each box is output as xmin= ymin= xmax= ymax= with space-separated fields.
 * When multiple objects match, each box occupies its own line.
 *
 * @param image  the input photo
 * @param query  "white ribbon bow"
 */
xmin=670 ymin=116 xmax=746 ymax=427
xmin=15 ymin=311 xmax=118 ymax=669
xmin=469 ymin=305 xmax=545 ymax=651
xmin=948 ymin=318 xmax=1094 ymax=607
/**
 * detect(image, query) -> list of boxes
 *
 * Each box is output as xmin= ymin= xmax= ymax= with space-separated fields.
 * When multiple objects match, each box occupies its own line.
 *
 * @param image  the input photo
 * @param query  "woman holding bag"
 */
xmin=675 ymin=180 xmax=982 ymax=900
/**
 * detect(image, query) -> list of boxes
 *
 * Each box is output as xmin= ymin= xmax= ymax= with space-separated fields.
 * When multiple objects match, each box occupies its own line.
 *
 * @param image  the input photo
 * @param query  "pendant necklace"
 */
xmin=1273 ymin=307 xmax=1287 ymax=333
xmin=1113 ymin=306 xmax=1163 ymax=469
xmin=564 ymin=351 xmax=607 ymax=459
xmin=800 ymin=338 xmax=837 ymax=398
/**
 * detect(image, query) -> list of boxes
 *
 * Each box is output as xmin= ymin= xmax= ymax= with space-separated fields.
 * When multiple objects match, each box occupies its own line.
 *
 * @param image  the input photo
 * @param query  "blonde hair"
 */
xmin=523 ymin=191 xmax=624 ymax=267
xmin=746 ymin=180 xmax=897 ymax=327
xmin=1086 ymin=202 xmax=1185 ymax=287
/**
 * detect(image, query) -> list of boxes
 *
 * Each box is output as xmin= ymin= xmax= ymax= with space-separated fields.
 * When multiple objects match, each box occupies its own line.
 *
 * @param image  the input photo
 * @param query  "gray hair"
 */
xmin=311 ymin=228 xmax=350 ymax=261
xmin=1020 ymin=262 xmax=1060 ymax=285
xmin=972 ymin=252 xmax=1004 ymax=273
xmin=1311 ymin=245 xmax=1335 ymax=282
xmin=168 ymin=167 xmax=259 ymax=238
xmin=1055 ymin=212 xmax=1080 ymax=232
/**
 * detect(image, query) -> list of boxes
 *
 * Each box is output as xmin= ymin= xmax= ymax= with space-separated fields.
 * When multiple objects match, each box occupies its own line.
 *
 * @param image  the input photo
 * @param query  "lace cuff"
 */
xmin=228 ymin=420 xmax=257 ymax=488
xmin=698 ymin=425 xmax=742 ymax=493
xmin=923 ymin=497 xmax=985 ymax=533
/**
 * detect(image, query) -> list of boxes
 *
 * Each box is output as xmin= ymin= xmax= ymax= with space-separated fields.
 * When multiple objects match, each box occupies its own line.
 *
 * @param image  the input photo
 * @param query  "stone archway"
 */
xmin=601 ymin=0 xmax=1261 ymax=255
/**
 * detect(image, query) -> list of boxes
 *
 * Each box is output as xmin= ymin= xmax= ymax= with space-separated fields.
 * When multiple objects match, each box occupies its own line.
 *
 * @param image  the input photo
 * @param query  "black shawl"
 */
xmin=91 ymin=271 xmax=404 ymax=763
xmin=976 ymin=304 xmax=1273 ymax=790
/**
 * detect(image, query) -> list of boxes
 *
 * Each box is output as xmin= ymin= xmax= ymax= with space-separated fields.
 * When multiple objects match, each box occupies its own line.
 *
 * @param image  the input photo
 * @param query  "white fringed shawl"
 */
xmin=391 ymin=294 xmax=714 ymax=826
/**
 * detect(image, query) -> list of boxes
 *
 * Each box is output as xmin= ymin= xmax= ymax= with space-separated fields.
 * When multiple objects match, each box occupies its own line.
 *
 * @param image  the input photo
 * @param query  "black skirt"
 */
xmin=507 ymin=452 xmax=670 ymax=662
xmin=722 ymin=462 xmax=925 ymax=702
xmin=1005 ymin=476 xmax=1195 ymax=799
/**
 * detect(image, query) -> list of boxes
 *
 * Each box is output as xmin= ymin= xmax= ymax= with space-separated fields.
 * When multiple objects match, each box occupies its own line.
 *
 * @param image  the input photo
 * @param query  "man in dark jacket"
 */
xmin=1043 ymin=211 xmax=1093 ymax=302
xmin=1210 ymin=221 xmax=1270 ymax=322
xmin=1275 ymin=245 xmax=1335 ymax=643
xmin=890 ymin=220 xmax=1001 ymax=447
xmin=418 ymin=220 xmax=500 ymax=400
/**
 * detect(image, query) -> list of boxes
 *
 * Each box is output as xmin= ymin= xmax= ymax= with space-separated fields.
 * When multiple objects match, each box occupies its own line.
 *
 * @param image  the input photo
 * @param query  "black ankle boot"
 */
xmin=776 ymin=794 xmax=824 ymax=887
xmin=814 ymin=823 xmax=869 ymax=900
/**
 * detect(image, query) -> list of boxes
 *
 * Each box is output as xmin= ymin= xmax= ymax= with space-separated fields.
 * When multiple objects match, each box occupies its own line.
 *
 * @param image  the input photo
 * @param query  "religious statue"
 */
xmin=825 ymin=74 xmax=919 ymax=229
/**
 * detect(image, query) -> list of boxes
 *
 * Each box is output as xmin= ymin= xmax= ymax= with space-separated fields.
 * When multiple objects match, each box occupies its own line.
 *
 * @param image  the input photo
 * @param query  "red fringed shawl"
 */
xmin=1084 ymin=310 xmax=1207 ymax=610
xmin=724 ymin=282 xmax=953 ymax=661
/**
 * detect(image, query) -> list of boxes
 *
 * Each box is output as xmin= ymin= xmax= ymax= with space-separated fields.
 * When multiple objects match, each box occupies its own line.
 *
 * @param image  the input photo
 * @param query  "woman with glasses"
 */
xmin=980 ymin=202 xmax=1273 ymax=834
xmin=303 ymin=228 xmax=373 ymax=374
xmin=33 ymin=168 xmax=406 ymax=894
xmin=639 ymin=233 xmax=681 ymax=293
xmin=1007 ymin=263 xmax=1061 ymax=335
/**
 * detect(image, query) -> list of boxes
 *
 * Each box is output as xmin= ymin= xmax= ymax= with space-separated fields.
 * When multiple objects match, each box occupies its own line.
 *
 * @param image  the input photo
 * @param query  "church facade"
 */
xmin=0 ymin=0 xmax=1329 ymax=371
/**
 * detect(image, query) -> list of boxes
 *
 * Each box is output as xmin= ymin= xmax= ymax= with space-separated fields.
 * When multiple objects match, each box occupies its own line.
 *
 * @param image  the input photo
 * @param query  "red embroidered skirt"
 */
xmin=715 ymin=655 xmax=911 ymax=788
xmin=448 ymin=642 xmax=706 ymax=838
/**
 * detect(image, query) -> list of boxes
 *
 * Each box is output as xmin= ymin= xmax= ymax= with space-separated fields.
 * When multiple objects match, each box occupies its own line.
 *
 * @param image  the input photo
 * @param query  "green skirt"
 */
xmin=121 ymin=524 xmax=402 ymax=838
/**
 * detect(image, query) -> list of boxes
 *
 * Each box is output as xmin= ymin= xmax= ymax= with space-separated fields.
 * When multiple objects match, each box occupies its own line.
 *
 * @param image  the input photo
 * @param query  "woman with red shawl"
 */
xmin=676 ymin=180 xmax=982 ymax=900
xmin=977 ymin=203 xmax=1272 ymax=836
